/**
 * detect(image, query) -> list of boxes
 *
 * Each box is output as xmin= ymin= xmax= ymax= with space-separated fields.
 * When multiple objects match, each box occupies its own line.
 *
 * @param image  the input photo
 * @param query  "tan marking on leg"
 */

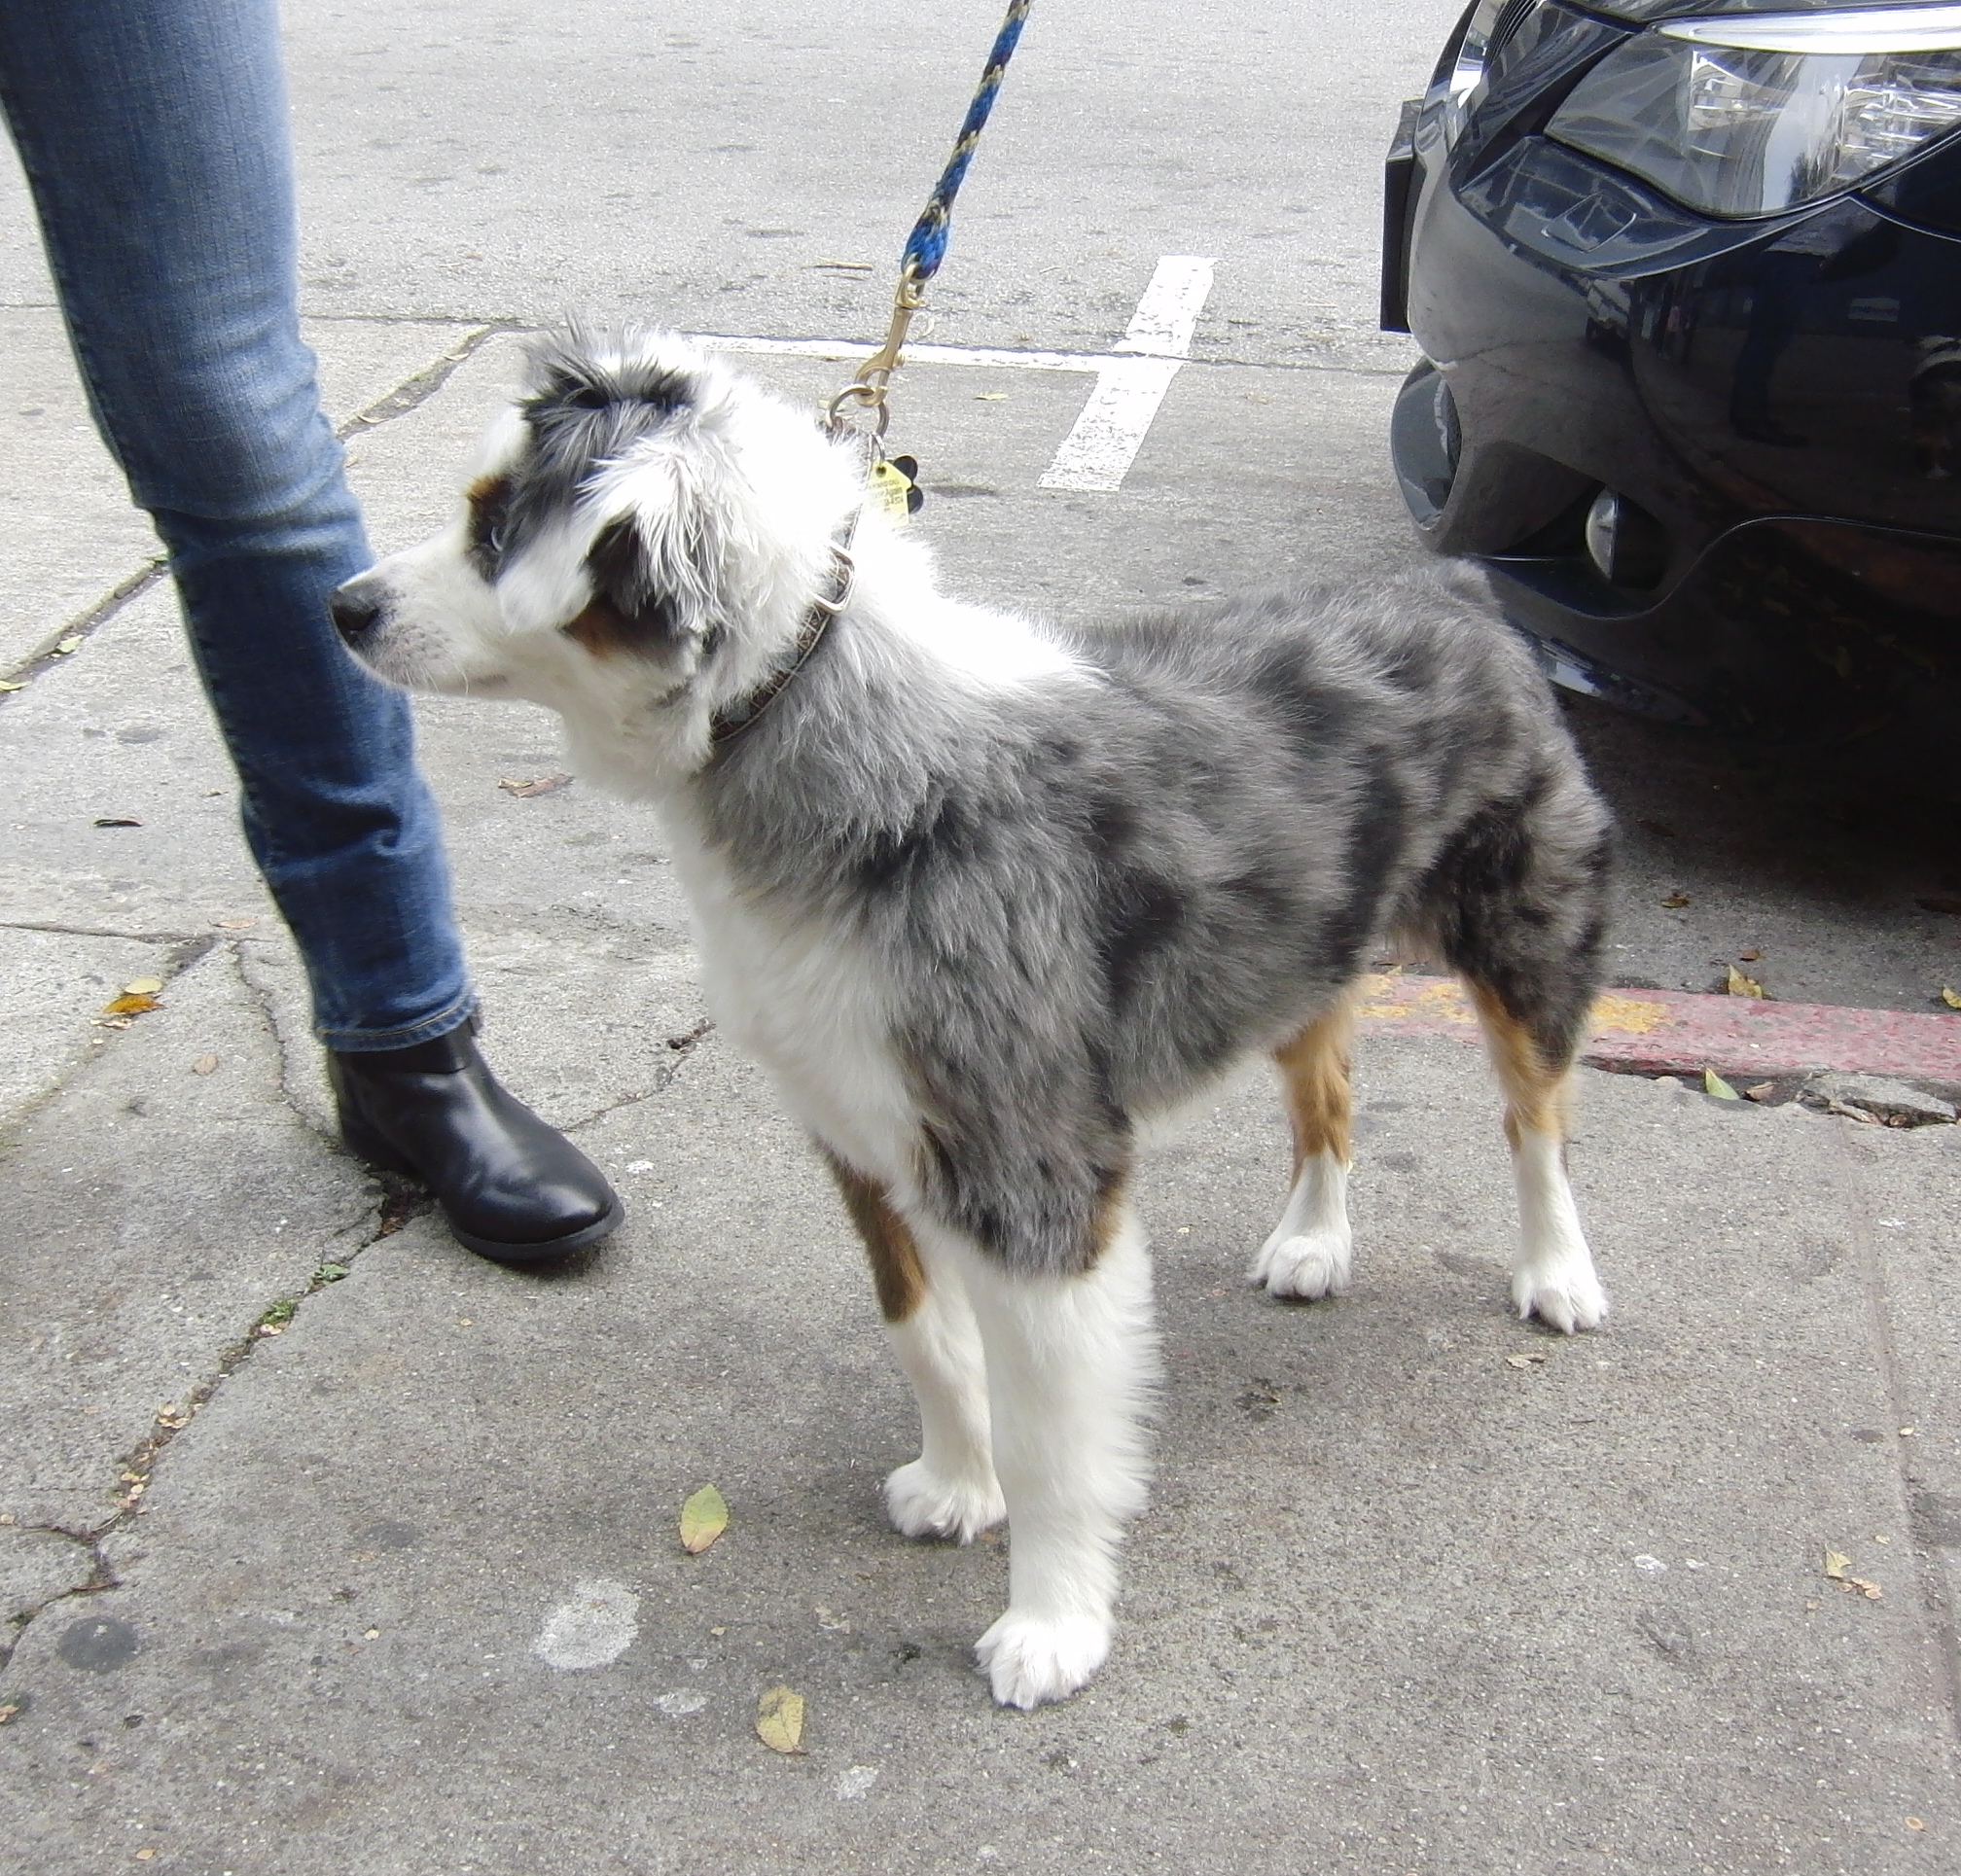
xmin=1464 ymin=979 xmax=1573 ymax=1150
xmin=825 ymin=1154 xmax=928 ymax=1323
xmin=1085 ymin=1164 xmax=1131 ymax=1271
xmin=1272 ymin=992 xmax=1358 ymax=1176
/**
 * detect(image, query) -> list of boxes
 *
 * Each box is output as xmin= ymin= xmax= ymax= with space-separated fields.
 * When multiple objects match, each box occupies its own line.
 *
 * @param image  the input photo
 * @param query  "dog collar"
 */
xmin=708 ymin=525 xmax=857 ymax=750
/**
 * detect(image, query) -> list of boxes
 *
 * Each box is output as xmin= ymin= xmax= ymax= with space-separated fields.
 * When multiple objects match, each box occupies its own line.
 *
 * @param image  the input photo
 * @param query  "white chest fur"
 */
xmin=656 ymin=805 xmax=922 ymax=1189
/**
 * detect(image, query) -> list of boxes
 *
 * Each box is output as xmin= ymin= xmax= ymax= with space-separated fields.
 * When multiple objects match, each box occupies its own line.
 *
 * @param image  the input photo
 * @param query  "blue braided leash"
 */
xmin=829 ymin=0 xmax=1033 ymax=438
xmin=902 ymin=0 xmax=1032 ymax=287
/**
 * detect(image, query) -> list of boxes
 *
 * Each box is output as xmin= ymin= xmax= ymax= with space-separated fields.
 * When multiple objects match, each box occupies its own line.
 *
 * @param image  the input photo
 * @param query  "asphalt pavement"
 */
xmin=4 ymin=4 xmax=1961 ymax=1871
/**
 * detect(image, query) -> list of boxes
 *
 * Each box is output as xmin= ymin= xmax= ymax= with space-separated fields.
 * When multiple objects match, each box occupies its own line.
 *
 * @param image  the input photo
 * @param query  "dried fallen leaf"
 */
xmin=1824 ymin=1548 xmax=1883 ymax=1598
xmin=1743 ymin=1082 xmax=1777 ymax=1102
xmin=1704 ymin=1068 xmax=1740 ymax=1100
xmin=91 ymin=815 xmax=142 ymax=828
xmin=135 ymin=1849 xmax=157 ymax=1860
xmin=1908 ymin=1817 xmax=1927 ymax=1830
xmin=0 ymin=1702 xmax=19 ymax=1725
xmin=756 ymin=1684 xmax=805 ymax=1753
xmin=1504 ymin=1353 xmax=1547 ymax=1369
xmin=1943 ymin=987 xmax=1961 ymax=1011
xmin=123 ymin=976 xmax=163 ymax=996
xmin=100 ymin=993 xmax=160 ymax=1016
xmin=1660 ymin=891 xmax=1691 ymax=908
xmin=213 ymin=917 xmax=258 ymax=930
xmin=53 ymin=634 xmax=84 ymax=655
xmin=1726 ymin=964 xmax=1765 ymax=998
xmin=497 ymin=772 xmax=572 ymax=798
xmin=1738 ymin=948 xmax=1762 ymax=962
xmin=975 ymin=391 xmax=1009 ymax=401
xmin=0 ymin=679 xmax=24 ymax=693
xmin=680 ymin=1483 xmax=730 ymax=1555
xmin=192 ymin=1054 xmax=219 ymax=1076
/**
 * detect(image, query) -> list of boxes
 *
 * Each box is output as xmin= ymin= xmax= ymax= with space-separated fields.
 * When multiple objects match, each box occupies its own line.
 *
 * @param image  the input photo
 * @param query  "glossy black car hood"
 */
xmin=1591 ymin=0 xmax=1944 ymax=17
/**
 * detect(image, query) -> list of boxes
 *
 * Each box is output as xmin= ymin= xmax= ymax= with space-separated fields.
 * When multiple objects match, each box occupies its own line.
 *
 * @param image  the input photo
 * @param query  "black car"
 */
xmin=1383 ymin=0 xmax=1961 ymax=784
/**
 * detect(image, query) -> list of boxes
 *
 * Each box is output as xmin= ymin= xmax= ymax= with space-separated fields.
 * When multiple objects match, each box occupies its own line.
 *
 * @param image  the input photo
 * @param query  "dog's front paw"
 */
xmin=975 ymin=1611 xmax=1111 ymax=1710
xmin=884 ymin=1460 xmax=1006 ymax=1544
xmin=1248 ymin=1226 xmax=1353 ymax=1301
xmin=1513 ymin=1259 xmax=1608 ymax=1333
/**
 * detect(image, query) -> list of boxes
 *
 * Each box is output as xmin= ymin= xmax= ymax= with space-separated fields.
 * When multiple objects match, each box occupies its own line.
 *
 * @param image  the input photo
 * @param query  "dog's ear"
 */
xmin=569 ymin=464 xmax=724 ymax=660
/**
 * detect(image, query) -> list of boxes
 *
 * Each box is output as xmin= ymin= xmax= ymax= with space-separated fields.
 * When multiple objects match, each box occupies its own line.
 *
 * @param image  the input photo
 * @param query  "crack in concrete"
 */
xmin=0 ymin=1527 xmax=116 ymax=1689
xmin=0 ymin=1190 xmax=413 ymax=1690
xmin=0 ymin=920 xmax=202 ymax=944
xmin=0 ymin=936 xmax=428 ymax=1690
xmin=1836 ymin=1125 xmax=1961 ymax=1752
xmin=562 ymin=1017 xmax=717 ymax=1135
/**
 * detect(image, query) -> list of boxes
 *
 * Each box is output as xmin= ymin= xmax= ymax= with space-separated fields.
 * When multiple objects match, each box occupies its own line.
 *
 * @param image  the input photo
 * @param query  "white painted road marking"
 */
xmin=695 ymin=254 xmax=1219 ymax=496
xmin=1042 ymin=256 xmax=1216 ymax=493
xmin=532 ymin=1578 xmax=641 ymax=1669
xmin=699 ymin=334 xmax=1109 ymax=374
xmin=1112 ymin=255 xmax=1217 ymax=358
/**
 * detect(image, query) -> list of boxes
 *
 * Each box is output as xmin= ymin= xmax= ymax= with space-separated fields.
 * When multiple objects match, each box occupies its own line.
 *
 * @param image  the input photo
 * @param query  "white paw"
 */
xmin=975 ymin=1611 xmax=1112 ymax=1710
xmin=1513 ymin=1259 xmax=1608 ymax=1333
xmin=884 ymin=1459 xmax=1006 ymax=1544
xmin=1247 ymin=1226 xmax=1353 ymax=1300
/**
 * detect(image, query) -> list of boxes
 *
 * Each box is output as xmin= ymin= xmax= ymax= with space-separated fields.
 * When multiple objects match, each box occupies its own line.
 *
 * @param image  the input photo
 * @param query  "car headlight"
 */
xmin=1547 ymin=4 xmax=1961 ymax=218
xmin=1439 ymin=0 xmax=1513 ymax=144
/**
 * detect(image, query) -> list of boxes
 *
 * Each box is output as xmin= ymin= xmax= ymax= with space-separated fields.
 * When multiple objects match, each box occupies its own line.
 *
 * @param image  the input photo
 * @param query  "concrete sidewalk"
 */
xmin=5 ymin=328 xmax=1961 ymax=1875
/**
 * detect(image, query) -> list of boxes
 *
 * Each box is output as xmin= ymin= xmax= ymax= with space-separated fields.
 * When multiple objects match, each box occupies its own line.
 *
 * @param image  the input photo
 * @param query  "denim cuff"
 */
xmin=317 ymin=992 xmax=479 ymax=1055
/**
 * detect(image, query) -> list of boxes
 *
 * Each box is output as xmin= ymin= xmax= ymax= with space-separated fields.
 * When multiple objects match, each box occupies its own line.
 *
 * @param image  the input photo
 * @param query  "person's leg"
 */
xmin=0 ymin=0 xmax=621 ymax=1260
xmin=0 ymin=0 xmax=467 ymax=1044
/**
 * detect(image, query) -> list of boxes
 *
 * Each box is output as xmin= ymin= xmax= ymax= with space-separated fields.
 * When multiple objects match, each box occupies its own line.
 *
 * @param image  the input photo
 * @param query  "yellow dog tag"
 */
xmin=869 ymin=454 xmax=923 ymax=522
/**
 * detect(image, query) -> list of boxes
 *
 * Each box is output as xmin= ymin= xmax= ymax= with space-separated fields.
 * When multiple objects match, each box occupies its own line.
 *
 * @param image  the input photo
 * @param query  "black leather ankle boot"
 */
xmin=328 ymin=1024 xmax=624 ymax=1265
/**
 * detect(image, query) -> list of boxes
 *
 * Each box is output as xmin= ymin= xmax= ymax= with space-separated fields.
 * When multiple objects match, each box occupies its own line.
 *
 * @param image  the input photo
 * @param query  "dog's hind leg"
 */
xmin=1424 ymin=750 xmax=1613 ymax=1331
xmin=941 ymin=1200 xmax=1159 ymax=1710
xmin=1248 ymin=990 xmax=1359 ymax=1300
xmin=1463 ymin=979 xmax=1607 ymax=1331
xmin=826 ymin=1156 xmax=1004 ymax=1542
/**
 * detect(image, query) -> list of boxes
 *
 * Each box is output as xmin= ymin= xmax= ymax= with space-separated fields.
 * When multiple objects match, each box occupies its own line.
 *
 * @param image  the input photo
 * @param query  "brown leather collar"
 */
xmin=708 ymin=528 xmax=856 ymax=750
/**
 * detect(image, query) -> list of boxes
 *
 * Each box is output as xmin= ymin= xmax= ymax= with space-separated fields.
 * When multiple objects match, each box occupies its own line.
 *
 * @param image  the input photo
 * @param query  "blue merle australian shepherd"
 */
xmin=332 ymin=329 xmax=1614 ymax=1710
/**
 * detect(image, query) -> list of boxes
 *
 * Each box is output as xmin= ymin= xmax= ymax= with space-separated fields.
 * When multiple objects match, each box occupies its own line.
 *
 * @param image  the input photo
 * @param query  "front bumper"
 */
xmin=1383 ymin=89 xmax=1961 ymax=775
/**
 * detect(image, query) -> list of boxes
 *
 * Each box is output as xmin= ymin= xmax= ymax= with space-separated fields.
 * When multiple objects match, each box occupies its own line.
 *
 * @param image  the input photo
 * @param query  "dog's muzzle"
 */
xmin=329 ymin=573 xmax=387 ymax=649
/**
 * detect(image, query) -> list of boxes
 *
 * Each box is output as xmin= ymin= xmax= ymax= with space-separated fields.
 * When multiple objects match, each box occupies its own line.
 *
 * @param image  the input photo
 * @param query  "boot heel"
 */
xmin=337 ymin=1110 xmax=416 ymax=1177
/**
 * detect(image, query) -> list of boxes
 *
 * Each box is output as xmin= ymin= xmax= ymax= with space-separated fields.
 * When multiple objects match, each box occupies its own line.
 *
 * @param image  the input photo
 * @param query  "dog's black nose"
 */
xmin=329 ymin=586 xmax=382 ymax=646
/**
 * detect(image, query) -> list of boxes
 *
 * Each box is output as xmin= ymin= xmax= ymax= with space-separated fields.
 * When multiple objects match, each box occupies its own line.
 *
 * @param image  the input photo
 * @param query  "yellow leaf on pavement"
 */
xmin=756 ymin=1684 xmax=805 ymax=1753
xmin=1726 ymin=965 xmax=1765 ymax=998
xmin=1943 ymin=987 xmax=1961 ymax=1010
xmin=123 ymin=976 xmax=163 ymax=996
xmin=100 ymin=993 xmax=160 ymax=1016
xmin=679 ymin=1483 xmax=730 ymax=1555
xmin=1703 ymin=1069 xmax=1739 ymax=1100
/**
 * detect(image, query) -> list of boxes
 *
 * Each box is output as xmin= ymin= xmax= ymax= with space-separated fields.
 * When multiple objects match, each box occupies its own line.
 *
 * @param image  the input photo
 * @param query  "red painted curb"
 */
xmin=1353 ymin=973 xmax=1961 ymax=1086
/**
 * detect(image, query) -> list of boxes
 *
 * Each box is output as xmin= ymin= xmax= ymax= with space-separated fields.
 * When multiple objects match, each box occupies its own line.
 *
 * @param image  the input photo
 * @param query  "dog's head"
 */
xmin=332 ymin=328 xmax=857 ymax=774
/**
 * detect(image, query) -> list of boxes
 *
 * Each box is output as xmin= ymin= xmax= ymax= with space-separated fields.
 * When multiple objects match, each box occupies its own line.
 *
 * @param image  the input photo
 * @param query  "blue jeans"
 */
xmin=0 ymin=0 xmax=473 ymax=1050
